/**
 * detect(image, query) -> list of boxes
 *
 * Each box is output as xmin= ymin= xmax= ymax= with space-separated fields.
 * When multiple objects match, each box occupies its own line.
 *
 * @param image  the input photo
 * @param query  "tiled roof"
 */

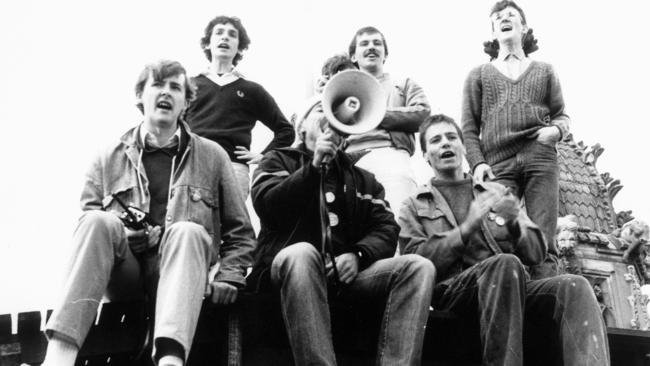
xmin=557 ymin=137 xmax=619 ymax=234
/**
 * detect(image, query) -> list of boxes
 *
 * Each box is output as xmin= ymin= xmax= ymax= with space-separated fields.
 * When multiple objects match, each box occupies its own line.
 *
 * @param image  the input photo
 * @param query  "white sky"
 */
xmin=1 ymin=0 xmax=649 ymax=314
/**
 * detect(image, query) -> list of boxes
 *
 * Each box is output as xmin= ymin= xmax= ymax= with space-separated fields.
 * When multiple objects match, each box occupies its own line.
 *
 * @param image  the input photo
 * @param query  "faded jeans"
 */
xmin=45 ymin=210 xmax=214 ymax=361
xmin=434 ymin=254 xmax=610 ymax=366
xmin=231 ymin=162 xmax=250 ymax=199
xmin=271 ymin=242 xmax=435 ymax=366
xmin=490 ymin=140 xmax=559 ymax=278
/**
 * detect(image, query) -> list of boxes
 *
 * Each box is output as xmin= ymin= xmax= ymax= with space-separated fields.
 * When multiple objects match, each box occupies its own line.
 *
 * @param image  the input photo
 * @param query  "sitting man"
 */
xmin=43 ymin=60 xmax=256 ymax=366
xmin=399 ymin=114 xmax=609 ymax=365
xmin=249 ymin=97 xmax=435 ymax=365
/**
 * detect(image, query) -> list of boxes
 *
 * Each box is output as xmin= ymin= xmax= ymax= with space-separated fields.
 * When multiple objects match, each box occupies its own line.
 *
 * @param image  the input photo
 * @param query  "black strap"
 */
xmin=320 ymin=164 xmax=341 ymax=289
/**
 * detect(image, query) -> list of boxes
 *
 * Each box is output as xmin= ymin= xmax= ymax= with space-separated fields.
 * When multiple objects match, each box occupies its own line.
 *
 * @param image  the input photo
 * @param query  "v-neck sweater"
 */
xmin=185 ymin=75 xmax=294 ymax=162
xmin=461 ymin=61 xmax=569 ymax=170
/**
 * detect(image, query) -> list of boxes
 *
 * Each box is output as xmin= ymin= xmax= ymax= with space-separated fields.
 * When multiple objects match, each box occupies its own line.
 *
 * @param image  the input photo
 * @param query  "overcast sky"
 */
xmin=1 ymin=0 xmax=648 ymax=314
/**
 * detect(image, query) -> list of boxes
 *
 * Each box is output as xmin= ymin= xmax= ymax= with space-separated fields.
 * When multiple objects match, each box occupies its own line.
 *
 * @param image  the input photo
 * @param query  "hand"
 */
xmin=312 ymin=129 xmax=340 ymax=168
xmin=492 ymin=191 xmax=520 ymax=223
xmin=473 ymin=163 xmax=495 ymax=184
xmin=234 ymin=146 xmax=263 ymax=165
xmin=461 ymin=189 xmax=501 ymax=235
xmin=206 ymin=281 xmax=238 ymax=305
xmin=325 ymin=252 xmax=359 ymax=284
xmin=532 ymin=126 xmax=560 ymax=146
xmin=125 ymin=225 xmax=161 ymax=254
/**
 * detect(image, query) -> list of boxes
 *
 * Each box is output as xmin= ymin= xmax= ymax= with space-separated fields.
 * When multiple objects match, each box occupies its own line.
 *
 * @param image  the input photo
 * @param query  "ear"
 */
xmin=350 ymin=53 xmax=358 ymax=63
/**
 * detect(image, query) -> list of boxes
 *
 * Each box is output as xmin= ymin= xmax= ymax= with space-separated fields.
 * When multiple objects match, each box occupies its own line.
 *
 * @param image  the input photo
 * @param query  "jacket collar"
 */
xmin=415 ymin=174 xmax=475 ymax=227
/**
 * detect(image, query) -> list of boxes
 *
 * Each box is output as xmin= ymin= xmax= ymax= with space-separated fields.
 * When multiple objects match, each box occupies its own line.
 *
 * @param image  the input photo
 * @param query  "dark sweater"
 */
xmin=461 ymin=61 xmax=569 ymax=171
xmin=185 ymin=75 xmax=295 ymax=162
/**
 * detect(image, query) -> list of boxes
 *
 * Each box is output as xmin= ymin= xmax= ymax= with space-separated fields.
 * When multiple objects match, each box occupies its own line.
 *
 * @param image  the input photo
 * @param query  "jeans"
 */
xmin=434 ymin=254 xmax=610 ymax=366
xmin=355 ymin=147 xmax=417 ymax=217
xmin=491 ymin=140 xmax=559 ymax=278
xmin=231 ymin=162 xmax=250 ymax=199
xmin=45 ymin=210 xmax=214 ymax=361
xmin=271 ymin=242 xmax=435 ymax=366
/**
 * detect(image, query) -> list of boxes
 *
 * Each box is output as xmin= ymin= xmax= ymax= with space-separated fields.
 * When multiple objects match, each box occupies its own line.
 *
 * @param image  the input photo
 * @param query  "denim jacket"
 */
xmin=398 ymin=181 xmax=545 ymax=283
xmin=80 ymin=122 xmax=256 ymax=287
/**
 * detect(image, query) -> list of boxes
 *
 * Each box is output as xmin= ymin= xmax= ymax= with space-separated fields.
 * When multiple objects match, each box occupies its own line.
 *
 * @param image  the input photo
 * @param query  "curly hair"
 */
xmin=483 ymin=28 xmax=539 ymax=60
xmin=200 ymin=15 xmax=250 ymax=66
xmin=134 ymin=60 xmax=197 ymax=114
xmin=321 ymin=54 xmax=357 ymax=77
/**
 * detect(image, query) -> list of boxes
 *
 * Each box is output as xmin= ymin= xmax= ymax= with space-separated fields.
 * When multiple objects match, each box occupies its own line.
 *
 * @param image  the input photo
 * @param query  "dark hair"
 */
xmin=200 ymin=15 xmax=250 ymax=66
xmin=321 ymin=54 xmax=357 ymax=78
xmin=418 ymin=114 xmax=462 ymax=152
xmin=484 ymin=1 xmax=538 ymax=60
xmin=348 ymin=26 xmax=389 ymax=61
xmin=134 ymin=60 xmax=196 ymax=114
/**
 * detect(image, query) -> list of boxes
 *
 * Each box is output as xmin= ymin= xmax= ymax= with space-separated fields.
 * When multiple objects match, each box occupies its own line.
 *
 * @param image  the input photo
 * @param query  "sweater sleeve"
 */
xmin=398 ymin=197 xmax=465 ymax=277
xmin=461 ymin=66 xmax=486 ymax=171
xmin=546 ymin=64 xmax=570 ymax=141
xmin=255 ymin=85 xmax=296 ymax=153
xmin=380 ymin=77 xmax=431 ymax=133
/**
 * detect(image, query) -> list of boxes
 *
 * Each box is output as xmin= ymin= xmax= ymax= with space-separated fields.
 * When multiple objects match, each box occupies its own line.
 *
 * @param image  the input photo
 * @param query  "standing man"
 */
xmin=346 ymin=26 xmax=430 ymax=216
xmin=185 ymin=15 xmax=295 ymax=199
xmin=461 ymin=1 xmax=570 ymax=277
xmin=42 ymin=60 xmax=256 ymax=366
xmin=400 ymin=115 xmax=609 ymax=365
xmin=249 ymin=98 xmax=435 ymax=365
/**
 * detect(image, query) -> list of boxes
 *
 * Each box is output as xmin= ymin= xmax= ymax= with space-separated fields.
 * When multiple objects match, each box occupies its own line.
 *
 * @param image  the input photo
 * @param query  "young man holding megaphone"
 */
xmin=247 ymin=89 xmax=435 ymax=365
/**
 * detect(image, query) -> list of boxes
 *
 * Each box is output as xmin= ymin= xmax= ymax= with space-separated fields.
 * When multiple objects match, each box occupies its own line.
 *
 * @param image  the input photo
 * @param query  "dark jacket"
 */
xmin=399 ymin=181 xmax=545 ymax=284
xmin=248 ymin=144 xmax=399 ymax=290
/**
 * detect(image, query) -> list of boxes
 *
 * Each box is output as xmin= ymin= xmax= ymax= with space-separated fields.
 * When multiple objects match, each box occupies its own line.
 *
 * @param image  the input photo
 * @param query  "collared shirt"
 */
xmin=203 ymin=67 xmax=244 ymax=86
xmin=492 ymin=48 xmax=531 ymax=80
xmin=139 ymin=125 xmax=182 ymax=150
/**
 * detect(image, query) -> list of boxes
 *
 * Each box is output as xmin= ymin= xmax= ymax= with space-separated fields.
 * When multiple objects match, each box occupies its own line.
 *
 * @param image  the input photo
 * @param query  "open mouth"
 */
xmin=440 ymin=151 xmax=455 ymax=159
xmin=156 ymin=101 xmax=172 ymax=110
xmin=500 ymin=23 xmax=513 ymax=32
xmin=217 ymin=43 xmax=230 ymax=49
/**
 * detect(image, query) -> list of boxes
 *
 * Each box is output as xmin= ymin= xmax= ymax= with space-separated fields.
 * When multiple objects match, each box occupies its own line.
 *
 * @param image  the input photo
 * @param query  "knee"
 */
xmin=271 ymin=242 xmax=321 ymax=278
xmin=555 ymin=274 xmax=594 ymax=300
xmin=161 ymin=221 xmax=211 ymax=252
xmin=79 ymin=210 xmax=123 ymax=232
xmin=399 ymin=254 xmax=436 ymax=282
xmin=483 ymin=254 xmax=526 ymax=278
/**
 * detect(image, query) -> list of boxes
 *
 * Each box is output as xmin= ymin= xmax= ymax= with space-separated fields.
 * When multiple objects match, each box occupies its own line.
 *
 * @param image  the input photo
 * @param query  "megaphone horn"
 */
xmin=322 ymin=70 xmax=386 ymax=135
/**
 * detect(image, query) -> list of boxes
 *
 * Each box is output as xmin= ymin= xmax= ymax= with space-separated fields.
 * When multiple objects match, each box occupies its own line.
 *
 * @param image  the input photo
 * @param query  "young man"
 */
xmin=346 ymin=26 xmax=430 ymax=216
xmin=399 ymin=115 xmax=609 ymax=365
xmin=461 ymin=1 xmax=570 ymax=278
xmin=42 ymin=60 xmax=256 ymax=366
xmin=248 ymin=98 xmax=435 ymax=365
xmin=185 ymin=15 xmax=295 ymax=199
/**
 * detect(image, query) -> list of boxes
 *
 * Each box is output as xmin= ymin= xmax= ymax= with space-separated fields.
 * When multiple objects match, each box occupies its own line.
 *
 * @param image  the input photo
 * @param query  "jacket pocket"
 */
xmin=173 ymin=186 xmax=218 ymax=235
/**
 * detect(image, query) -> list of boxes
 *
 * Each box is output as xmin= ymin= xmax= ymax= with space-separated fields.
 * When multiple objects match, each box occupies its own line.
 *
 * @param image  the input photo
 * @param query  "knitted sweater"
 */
xmin=461 ymin=61 xmax=569 ymax=170
xmin=185 ymin=75 xmax=295 ymax=162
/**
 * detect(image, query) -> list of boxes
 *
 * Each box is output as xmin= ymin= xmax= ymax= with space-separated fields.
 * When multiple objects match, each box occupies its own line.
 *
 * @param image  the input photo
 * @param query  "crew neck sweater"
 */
xmin=185 ymin=75 xmax=294 ymax=162
xmin=461 ymin=61 xmax=569 ymax=171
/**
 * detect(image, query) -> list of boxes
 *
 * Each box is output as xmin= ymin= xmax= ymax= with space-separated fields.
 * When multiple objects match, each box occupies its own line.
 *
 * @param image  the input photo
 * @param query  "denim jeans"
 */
xmin=45 ymin=211 xmax=214 ymax=361
xmin=270 ymin=242 xmax=435 ymax=366
xmin=490 ymin=140 xmax=559 ymax=277
xmin=231 ymin=162 xmax=250 ymax=199
xmin=434 ymin=254 xmax=610 ymax=366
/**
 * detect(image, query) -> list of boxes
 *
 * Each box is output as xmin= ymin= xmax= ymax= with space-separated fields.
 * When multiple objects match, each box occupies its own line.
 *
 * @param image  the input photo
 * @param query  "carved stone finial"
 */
xmin=617 ymin=210 xmax=635 ymax=228
xmin=584 ymin=143 xmax=604 ymax=165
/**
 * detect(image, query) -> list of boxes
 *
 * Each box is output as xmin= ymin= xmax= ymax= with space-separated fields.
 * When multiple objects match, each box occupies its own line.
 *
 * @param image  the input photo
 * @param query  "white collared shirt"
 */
xmin=204 ymin=67 xmax=244 ymax=86
xmin=492 ymin=48 xmax=531 ymax=80
xmin=139 ymin=125 xmax=181 ymax=149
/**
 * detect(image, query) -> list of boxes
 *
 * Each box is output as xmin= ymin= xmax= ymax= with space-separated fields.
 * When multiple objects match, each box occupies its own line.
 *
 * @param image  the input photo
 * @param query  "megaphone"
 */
xmin=321 ymin=70 xmax=386 ymax=135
